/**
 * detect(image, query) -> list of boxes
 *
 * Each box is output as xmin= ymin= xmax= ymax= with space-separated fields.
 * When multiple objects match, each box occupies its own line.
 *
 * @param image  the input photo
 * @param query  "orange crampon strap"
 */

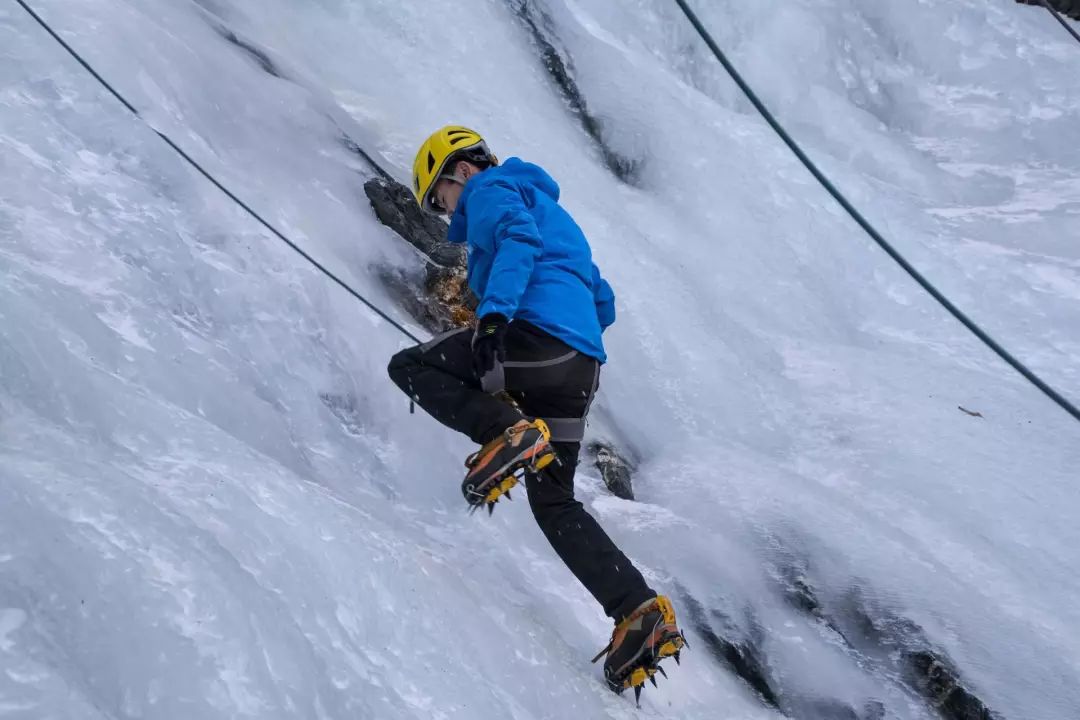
xmin=464 ymin=433 xmax=505 ymax=469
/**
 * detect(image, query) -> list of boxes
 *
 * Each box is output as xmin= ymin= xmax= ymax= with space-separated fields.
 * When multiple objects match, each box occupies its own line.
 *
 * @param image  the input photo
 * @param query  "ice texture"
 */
xmin=1 ymin=1 xmax=1078 ymax=718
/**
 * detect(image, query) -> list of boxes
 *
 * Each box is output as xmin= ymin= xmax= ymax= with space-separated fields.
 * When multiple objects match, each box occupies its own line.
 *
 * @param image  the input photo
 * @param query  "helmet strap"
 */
xmin=441 ymin=159 xmax=474 ymax=185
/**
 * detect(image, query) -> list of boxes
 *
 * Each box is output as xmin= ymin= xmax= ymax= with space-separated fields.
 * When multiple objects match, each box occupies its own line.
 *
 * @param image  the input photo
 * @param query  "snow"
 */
xmin=2 ymin=0 xmax=1078 ymax=718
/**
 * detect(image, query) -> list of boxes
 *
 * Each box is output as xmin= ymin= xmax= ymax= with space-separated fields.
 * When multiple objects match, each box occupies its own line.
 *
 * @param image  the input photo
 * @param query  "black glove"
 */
xmin=472 ymin=313 xmax=509 ymax=380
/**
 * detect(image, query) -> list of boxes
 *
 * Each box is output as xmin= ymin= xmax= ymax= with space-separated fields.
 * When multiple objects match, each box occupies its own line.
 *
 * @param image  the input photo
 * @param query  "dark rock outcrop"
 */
xmin=907 ymin=650 xmax=998 ymax=720
xmin=363 ymin=177 xmax=475 ymax=333
xmin=774 ymin=565 xmax=1002 ymax=720
xmin=679 ymin=588 xmax=886 ymax=719
xmin=364 ymin=178 xmax=464 ymax=269
xmin=375 ymin=266 xmax=469 ymax=334
xmin=681 ymin=592 xmax=780 ymax=709
xmin=588 ymin=442 xmax=635 ymax=500
xmin=508 ymin=0 xmax=642 ymax=184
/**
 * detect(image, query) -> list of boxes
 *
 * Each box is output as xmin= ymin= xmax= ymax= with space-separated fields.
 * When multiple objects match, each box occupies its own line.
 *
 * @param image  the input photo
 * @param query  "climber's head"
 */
xmin=412 ymin=125 xmax=497 ymax=215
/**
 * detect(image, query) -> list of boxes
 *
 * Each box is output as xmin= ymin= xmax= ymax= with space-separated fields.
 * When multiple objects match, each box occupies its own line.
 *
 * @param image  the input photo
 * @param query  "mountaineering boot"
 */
xmin=461 ymin=419 xmax=556 ymax=514
xmin=592 ymin=595 xmax=687 ymax=705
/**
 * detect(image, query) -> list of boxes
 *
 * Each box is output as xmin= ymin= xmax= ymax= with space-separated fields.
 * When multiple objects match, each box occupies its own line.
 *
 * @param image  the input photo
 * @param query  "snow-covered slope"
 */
xmin=2 ymin=1 xmax=1078 ymax=718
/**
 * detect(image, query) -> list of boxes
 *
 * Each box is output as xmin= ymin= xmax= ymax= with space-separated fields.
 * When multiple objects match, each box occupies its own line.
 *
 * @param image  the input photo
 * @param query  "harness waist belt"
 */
xmin=540 ymin=417 xmax=587 ymax=443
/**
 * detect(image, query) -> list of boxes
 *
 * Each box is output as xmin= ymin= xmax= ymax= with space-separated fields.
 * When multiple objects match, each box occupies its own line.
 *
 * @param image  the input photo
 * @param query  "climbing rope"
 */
xmin=671 ymin=0 xmax=1080 ymax=425
xmin=1036 ymin=0 xmax=1080 ymax=45
xmin=18 ymin=0 xmax=1079 ymax=423
xmin=14 ymin=0 xmax=422 ymax=345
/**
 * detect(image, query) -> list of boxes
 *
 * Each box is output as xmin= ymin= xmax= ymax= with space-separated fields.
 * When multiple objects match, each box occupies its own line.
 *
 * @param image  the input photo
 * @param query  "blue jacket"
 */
xmin=447 ymin=157 xmax=615 ymax=363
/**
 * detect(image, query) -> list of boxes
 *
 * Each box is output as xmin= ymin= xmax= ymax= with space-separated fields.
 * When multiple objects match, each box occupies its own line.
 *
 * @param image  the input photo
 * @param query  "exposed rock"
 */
xmin=775 ymin=567 xmax=1003 ymax=720
xmin=588 ymin=441 xmax=634 ymax=500
xmin=842 ymin=603 xmax=999 ymax=720
xmin=509 ymin=0 xmax=643 ymax=184
xmin=680 ymin=591 xmax=780 ymax=709
xmin=363 ymin=176 xmax=475 ymax=333
xmin=680 ymin=585 xmax=895 ymax=719
xmin=364 ymin=177 xmax=465 ymax=269
xmin=906 ymin=651 xmax=997 ymax=720
xmin=376 ymin=266 xmax=472 ymax=335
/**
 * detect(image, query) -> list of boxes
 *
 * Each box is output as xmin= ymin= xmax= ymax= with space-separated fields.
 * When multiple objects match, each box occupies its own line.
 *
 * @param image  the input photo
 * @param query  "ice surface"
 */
xmin=2 ymin=0 xmax=1078 ymax=718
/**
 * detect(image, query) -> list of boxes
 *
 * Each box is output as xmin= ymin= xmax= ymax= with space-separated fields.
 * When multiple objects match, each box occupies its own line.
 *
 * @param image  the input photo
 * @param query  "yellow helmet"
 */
xmin=412 ymin=125 xmax=497 ymax=213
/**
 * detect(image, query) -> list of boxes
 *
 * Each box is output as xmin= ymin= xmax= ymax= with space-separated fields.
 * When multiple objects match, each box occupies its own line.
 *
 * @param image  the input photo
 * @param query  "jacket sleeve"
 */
xmin=591 ymin=263 xmax=616 ymax=331
xmin=468 ymin=180 xmax=543 ymax=319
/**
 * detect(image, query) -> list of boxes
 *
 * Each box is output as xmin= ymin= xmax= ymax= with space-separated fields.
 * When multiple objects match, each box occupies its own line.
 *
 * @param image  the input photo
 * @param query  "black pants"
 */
xmin=388 ymin=321 xmax=654 ymax=621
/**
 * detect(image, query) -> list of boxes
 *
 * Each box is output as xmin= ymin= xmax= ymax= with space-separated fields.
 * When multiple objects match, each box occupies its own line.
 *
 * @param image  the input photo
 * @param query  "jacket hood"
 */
xmin=489 ymin=157 xmax=560 ymax=202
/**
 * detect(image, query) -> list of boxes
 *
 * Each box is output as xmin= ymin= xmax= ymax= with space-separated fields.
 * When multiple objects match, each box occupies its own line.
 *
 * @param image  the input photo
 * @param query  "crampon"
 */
xmin=461 ymin=419 xmax=557 ymax=515
xmin=592 ymin=594 xmax=688 ymax=707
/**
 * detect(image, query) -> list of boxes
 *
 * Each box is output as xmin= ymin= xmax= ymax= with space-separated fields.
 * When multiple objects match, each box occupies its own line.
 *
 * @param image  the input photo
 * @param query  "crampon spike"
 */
xmin=633 ymin=685 xmax=642 ymax=707
xmin=649 ymin=674 xmax=658 ymax=688
xmin=656 ymin=665 xmax=668 ymax=679
xmin=504 ymin=488 xmax=512 ymax=501
xmin=487 ymin=502 xmax=496 ymax=516
xmin=673 ymin=651 xmax=681 ymax=665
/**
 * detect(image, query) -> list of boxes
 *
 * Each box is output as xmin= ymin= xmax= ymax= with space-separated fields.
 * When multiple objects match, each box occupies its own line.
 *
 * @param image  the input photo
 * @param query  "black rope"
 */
xmin=21 ymin=0 xmax=1079 ymax=423
xmin=672 ymin=0 xmax=1080 ymax=425
xmin=15 ymin=0 xmax=422 ymax=345
xmin=1036 ymin=0 xmax=1080 ymax=45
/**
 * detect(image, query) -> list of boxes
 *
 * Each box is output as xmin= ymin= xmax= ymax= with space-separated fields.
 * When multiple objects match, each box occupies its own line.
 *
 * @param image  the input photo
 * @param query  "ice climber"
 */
xmin=387 ymin=126 xmax=687 ymax=700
